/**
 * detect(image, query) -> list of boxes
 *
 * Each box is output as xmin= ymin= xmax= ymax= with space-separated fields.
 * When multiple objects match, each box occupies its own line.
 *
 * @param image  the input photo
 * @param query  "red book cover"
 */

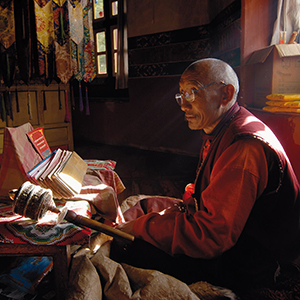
xmin=27 ymin=127 xmax=52 ymax=159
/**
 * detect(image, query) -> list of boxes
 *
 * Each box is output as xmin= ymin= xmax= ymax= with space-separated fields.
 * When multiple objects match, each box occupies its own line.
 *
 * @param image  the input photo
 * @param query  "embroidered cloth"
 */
xmin=34 ymin=0 xmax=54 ymax=81
xmin=53 ymin=0 xmax=73 ymax=84
xmin=0 ymin=199 xmax=91 ymax=245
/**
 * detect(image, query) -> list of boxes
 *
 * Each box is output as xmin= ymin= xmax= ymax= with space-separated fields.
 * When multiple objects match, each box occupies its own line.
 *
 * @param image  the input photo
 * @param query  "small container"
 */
xmin=279 ymin=31 xmax=286 ymax=44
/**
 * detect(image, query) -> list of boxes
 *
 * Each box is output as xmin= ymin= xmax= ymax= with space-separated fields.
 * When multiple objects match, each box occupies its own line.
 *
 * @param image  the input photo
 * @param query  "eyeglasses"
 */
xmin=175 ymin=81 xmax=225 ymax=106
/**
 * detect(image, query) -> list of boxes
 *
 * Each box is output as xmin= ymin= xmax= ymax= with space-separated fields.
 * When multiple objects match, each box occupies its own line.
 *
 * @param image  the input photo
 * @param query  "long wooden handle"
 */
xmin=65 ymin=209 xmax=135 ymax=242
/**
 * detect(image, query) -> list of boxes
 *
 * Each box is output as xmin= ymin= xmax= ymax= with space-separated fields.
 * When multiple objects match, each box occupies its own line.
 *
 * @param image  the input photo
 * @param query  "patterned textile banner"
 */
xmin=0 ymin=0 xmax=15 ymax=49
xmin=82 ymin=0 xmax=96 ymax=83
xmin=0 ymin=0 xmax=97 ymax=88
xmin=34 ymin=0 xmax=55 ymax=84
xmin=53 ymin=0 xmax=72 ymax=84
xmin=0 ymin=0 xmax=16 ymax=87
xmin=69 ymin=0 xmax=84 ymax=80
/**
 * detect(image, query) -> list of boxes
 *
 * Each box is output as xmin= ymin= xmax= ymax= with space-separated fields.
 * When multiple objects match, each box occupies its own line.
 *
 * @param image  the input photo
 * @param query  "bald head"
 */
xmin=178 ymin=58 xmax=240 ymax=133
xmin=181 ymin=58 xmax=239 ymax=103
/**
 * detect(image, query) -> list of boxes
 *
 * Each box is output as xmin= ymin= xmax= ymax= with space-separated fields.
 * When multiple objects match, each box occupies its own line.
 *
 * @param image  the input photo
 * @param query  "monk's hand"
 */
xmin=116 ymin=220 xmax=135 ymax=234
xmin=159 ymin=202 xmax=186 ymax=215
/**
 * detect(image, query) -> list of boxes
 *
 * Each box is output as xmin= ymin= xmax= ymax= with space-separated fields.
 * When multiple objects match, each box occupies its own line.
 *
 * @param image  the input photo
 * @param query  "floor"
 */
xmin=74 ymin=142 xmax=199 ymax=203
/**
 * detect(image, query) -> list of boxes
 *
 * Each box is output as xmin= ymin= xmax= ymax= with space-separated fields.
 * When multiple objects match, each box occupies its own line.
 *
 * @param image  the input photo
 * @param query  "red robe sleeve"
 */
xmin=131 ymin=139 xmax=269 ymax=258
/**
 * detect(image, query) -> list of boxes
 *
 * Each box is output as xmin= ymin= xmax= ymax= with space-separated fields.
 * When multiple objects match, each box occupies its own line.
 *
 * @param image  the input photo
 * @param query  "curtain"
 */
xmin=271 ymin=0 xmax=300 ymax=45
xmin=115 ymin=0 xmax=128 ymax=89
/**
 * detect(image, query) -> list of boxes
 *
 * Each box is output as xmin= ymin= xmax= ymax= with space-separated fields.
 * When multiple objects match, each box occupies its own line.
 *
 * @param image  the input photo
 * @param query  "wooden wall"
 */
xmin=72 ymin=0 xmax=240 ymax=156
xmin=73 ymin=0 xmax=300 ymax=181
xmin=127 ymin=0 xmax=235 ymax=37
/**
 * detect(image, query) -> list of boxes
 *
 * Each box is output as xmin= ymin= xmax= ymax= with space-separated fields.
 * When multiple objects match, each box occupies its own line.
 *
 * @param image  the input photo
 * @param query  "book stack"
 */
xmin=27 ymin=149 xmax=88 ymax=199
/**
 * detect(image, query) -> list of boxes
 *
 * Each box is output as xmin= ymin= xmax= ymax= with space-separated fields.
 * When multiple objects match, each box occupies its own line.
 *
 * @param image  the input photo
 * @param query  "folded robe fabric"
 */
xmin=266 ymin=100 xmax=300 ymax=107
xmin=263 ymin=93 xmax=300 ymax=113
xmin=266 ymin=93 xmax=300 ymax=101
xmin=262 ymin=106 xmax=300 ymax=113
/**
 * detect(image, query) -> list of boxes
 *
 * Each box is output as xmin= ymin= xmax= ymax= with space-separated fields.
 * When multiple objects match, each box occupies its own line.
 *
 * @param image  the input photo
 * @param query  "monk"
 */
xmin=111 ymin=58 xmax=300 ymax=295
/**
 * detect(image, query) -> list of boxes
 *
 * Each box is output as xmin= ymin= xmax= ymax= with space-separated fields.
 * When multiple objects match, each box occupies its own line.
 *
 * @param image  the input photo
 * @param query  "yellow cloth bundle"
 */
xmin=266 ymin=100 xmax=300 ymax=107
xmin=266 ymin=93 xmax=300 ymax=101
xmin=262 ymin=106 xmax=300 ymax=113
xmin=263 ymin=93 xmax=300 ymax=113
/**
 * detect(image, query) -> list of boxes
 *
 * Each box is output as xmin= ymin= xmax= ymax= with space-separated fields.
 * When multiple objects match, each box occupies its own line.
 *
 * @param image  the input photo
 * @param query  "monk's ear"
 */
xmin=221 ymin=84 xmax=235 ymax=105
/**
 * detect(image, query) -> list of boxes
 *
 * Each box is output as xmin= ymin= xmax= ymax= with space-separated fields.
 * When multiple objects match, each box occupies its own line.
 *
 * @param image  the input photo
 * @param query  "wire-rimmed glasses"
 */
xmin=175 ymin=81 xmax=226 ymax=106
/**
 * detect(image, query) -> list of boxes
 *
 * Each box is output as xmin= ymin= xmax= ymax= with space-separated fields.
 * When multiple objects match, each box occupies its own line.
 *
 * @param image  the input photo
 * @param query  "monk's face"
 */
xmin=179 ymin=70 xmax=224 ymax=133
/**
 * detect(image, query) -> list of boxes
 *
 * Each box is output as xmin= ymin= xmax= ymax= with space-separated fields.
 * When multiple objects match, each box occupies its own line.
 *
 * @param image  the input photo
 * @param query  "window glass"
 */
xmin=97 ymin=54 xmax=107 ymax=74
xmin=96 ymin=31 xmax=106 ymax=52
xmin=114 ymin=52 xmax=117 ymax=74
xmin=94 ymin=0 xmax=104 ymax=19
xmin=111 ymin=1 xmax=118 ymax=16
xmin=112 ymin=28 xmax=118 ymax=74
xmin=112 ymin=28 xmax=118 ymax=50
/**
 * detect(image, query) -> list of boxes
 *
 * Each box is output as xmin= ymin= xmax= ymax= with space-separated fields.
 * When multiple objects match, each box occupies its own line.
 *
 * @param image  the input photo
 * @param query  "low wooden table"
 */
xmin=0 ymin=244 xmax=71 ymax=299
xmin=0 ymin=200 xmax=92 ymax=300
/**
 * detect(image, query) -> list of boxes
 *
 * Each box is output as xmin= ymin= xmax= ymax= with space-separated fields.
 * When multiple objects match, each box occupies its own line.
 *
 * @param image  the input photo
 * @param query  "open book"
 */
xmin=27 ymin=149 xmax=88 ymax=199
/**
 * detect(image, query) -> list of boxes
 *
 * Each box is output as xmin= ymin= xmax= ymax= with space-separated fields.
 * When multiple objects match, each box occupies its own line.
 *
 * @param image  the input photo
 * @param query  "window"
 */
xmin=90 ymin=0 xmax=128 ymax=101
xmin=96 ymin=31 xmax=107 ymax=75
xmin=93 ymin=0 xmax=118 ymax=77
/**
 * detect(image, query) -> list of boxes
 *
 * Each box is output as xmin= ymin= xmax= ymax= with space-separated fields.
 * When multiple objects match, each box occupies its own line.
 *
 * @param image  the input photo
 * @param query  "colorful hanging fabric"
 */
xmin=70 ymin=82 xmax=75 ymax=110
xmin=54 ymin=41 xmax=72 ymax=84
xmin=64 ymin=87 xmax=70 ymax=122
xmin=34 ymin=0 xmax=55 ymax=85
xmin=68 ymin=0 xmax=84 ymax=46
xmin=8 ymin=90 xmax=13 ymax=120
xmin=69 ymin=0 xmax=84 ymax=79
xmin=0 ymin=0 xmax=16 ymax=87
xmin=27 ymin=91 xmax=32 ymax=120
xmin=85 ymin=85 xmax=90 ymax=115
xmin=0 ymin=1 xmax=15 ymax=49
xmin=53 ymin=0 xmax=72 ymax=84
xmin=14 ymin=0 xmax=30 ymax=84
xmin=29 ymin=0 xmax=40 ymax=80
xmin=3 ymin=90 xmax=12 ymax=120
xmin=15 ymin=88 xmax=19 ymax=113
xmin=69 ymin=0 xmax=85 ymax=111
xmin=79 ymin=81 xmax=83 ymax=111
xmin=82 ymin=0 xmax=96 ymax=83
xmin=0 ymin=93 xmax=6 ymax=121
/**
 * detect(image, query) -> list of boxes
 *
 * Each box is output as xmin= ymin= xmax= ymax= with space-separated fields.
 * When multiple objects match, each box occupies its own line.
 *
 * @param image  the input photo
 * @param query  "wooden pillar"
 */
xmin=240 ymin=0 xmax=277 ymax=106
